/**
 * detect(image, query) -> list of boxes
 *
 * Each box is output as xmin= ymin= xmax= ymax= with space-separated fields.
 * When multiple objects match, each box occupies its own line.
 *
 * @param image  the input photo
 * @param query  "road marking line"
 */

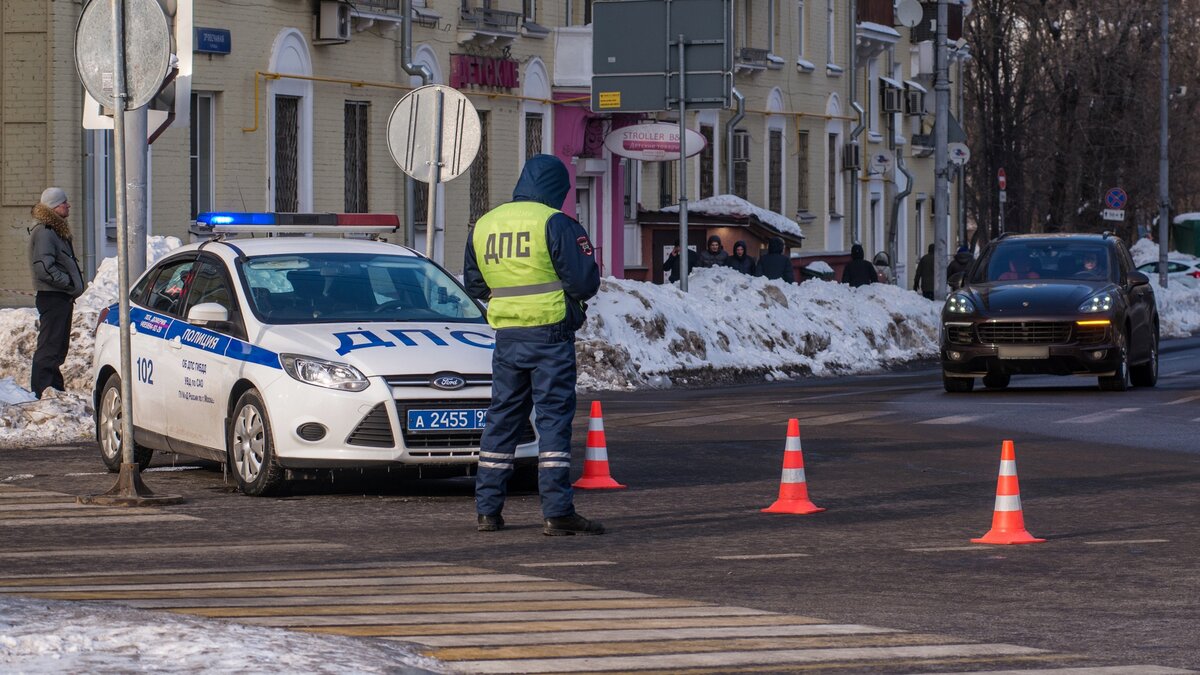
xmin=648 ymin=412 xmax=751 ymax=427
xmin=430 ymin=632 xmax=969 ymax=661
xmin=240 ymin=606 xmax=774 ymax=628
xmin=176 ymin=598 xmax=707 ymax=619
xmin=438 ymin=643 xmax=1044 ymax=673
xmin=0 ymin=508 xmax=152 ymax=520
xmin=119 ymin=590 xmax=647 ymax=611
xmin=13 ymin=580 xmax=581 ymax=601
xmin=917 ymin=415 xmax=982 ymax=425
xmin=315 ymin=615 xmax=825 ymax=638
xmin=0 ymin=491 xmax=70 ymax=499
xmin=802 ymin=411 xmax=897 ymax=426
xmin=519 ymin=561 xmax=617 ymax=568
xmin=1164 ymin=394 xmax=1200 ymax=406
xmin=1060 ymin=407 xmax=1141 ymax=424
xmin=391 ymin=623 xmax=899 ymax=648
xmin=0 ymin=542 xmax=347 ymax=561
xmin=0 ymin=559 xmax=443 ymax=581
xmin=1083 ymin=539 xmax=1169 ymax=546
xmin=0 ymin=514 xmax=199 ymax=527
xmin=715 ymin=553 xmax=810 ymax=560
xmin=905 ymin=546 xmax=994 ymax=552
xmin=0 ymin=502 xmax=154 ymax=512
xmin=926 ymin=662 xmax=1200 ymax=667
xmin=116 ymin=582 xmax=588 ymax=607
xmin=0 ymin=568 xmax=511 ymax=593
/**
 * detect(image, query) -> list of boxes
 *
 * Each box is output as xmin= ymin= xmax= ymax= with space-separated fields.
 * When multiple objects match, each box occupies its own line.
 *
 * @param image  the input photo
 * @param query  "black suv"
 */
xmin=941 ymin=233 xmax=1158 ymax=392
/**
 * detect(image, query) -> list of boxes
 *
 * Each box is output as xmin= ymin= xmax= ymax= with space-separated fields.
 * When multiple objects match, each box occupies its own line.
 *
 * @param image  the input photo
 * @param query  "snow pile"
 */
xmin=0 ymin=237 xmax=182 ymax=445
xmin=0 ymin=596 xmax=443 ymax=674
xmin=576 ymin=266 xmax=940 ymax=389
xmin=0 ymin=378 xmax=35 ymax=405
xmin=805 ymin=261 xmax=835 ymax=275
xmin=661 ymin=194 xmax=805 ymax=238
xmin=1129 ymin=238 xmax=1200 ymax=338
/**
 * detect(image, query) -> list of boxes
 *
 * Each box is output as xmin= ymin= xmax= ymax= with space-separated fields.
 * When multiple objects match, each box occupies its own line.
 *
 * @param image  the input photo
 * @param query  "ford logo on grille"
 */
xmin=431 ymin=373 xmax=466 ymax=390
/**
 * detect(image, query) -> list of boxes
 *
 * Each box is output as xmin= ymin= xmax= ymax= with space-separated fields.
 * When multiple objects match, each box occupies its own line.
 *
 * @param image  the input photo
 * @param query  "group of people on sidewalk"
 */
xmin=913 ymin=243 xmax=976 ymax=299
xmin=664 ymin=235 xmax=795 ymax=284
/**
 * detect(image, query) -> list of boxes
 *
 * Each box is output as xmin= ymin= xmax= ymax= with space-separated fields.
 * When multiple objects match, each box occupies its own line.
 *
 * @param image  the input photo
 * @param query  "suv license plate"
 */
xmin=998 ymin=345 xmax=1050 ymax=360
xmin=407 ymin=409 xmax=488 ymax=432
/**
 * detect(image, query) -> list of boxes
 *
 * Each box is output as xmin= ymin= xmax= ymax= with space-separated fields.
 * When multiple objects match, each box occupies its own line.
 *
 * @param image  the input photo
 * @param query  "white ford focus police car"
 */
xmin=92 ymin=213 xmax=537 ymax=495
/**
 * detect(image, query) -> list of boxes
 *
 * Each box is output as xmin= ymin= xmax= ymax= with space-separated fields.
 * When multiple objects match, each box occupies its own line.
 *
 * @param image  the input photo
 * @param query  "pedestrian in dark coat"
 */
xmin=840 ymin=243 xmax=877 ymax=288
xmin=28 ymin=187 xmax=84 ymax=398
xmin=755 ymin=236 xmax=794 ymax=283
xmin=723 ymin=240 xmax=756 ymax=275
xmin=946 ymin=245 xmax=974 ymax=289
xmin=663 ymin=240 xmax=700 ymax=284
xmin=913 ymin=243 xmax=935 ymax=299
xmin=697 ymin=235 xmax=728 ymax=268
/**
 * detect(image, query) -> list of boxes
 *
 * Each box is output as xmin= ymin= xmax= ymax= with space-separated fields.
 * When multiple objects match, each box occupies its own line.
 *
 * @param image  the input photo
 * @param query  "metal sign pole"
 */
xmin=110 ymin=0 xmax=135 ymax=470
xmin=677 ymin=33 xmax=689 ymax=292
xmin=932 ymin=0 xmax=950 ymax=301
xmin=425 ymin=88 xmax=444 ymax=262
xmin=1158 ymin=0 xmax=1170 ymax=288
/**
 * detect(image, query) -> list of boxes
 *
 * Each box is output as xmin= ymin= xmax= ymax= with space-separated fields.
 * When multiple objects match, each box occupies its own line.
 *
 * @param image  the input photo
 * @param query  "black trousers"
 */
xmin=31 ymin=291 xmax=74 ymax=398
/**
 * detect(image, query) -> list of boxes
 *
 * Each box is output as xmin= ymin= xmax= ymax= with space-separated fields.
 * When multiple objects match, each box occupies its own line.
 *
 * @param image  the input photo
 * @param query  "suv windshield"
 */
xmin=973 ymin=241 xmax=1116 ymax=284
xmin=240 ymin=253 xmax=485 ymax=324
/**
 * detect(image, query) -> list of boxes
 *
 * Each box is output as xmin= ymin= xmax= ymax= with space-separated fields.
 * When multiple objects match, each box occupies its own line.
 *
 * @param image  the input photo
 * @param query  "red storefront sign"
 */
xmin=450 ymin=54 xmax=520 ymax=90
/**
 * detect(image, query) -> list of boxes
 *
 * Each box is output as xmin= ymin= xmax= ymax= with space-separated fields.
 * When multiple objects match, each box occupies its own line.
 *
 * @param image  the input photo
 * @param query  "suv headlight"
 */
xmin=281 ymin=354 xmax=370 ymax=392
xmin=945 ymin=293 xmax=976 ymax=314
xmin=1078 ymin=293 xmax=1113 ymax=313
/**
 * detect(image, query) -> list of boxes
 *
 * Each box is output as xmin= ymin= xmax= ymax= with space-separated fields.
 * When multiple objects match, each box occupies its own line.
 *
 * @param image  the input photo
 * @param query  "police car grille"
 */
xmin=396 ymin=399 xmax=534 ymax=451
xmin=386 ymin=374 xmax=493 ymax=388
xmin=345 ymin=403 xmax=395 ymax=448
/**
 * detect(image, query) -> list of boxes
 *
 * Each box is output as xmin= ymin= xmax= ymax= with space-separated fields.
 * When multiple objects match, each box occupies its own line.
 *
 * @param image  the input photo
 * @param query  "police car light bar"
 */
xmin=195 ymin=212 xmax=400 ymax=235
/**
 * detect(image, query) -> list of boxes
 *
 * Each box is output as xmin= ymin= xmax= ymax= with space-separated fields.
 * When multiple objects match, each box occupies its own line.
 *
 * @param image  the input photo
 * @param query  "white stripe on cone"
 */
xmin=993 ymin=494 xmax=1022 ymax=512
xmin=781 ymin=468 xmax=807 ymax=483
xmin=585 ymin=446 xmax=609 ymax=462
xmin=999 ymin=460 xmax=1017 ymax=476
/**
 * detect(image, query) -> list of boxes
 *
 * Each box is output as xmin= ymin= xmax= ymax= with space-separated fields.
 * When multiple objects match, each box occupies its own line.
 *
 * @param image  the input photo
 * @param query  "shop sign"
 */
xmin=450 ymin=54 xmax=519 ymax=90
xmin=603 ymin=122 xmax=707 ymax=162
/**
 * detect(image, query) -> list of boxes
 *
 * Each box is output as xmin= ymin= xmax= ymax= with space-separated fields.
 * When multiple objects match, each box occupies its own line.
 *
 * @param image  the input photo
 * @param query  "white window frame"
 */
xmin=797 ymin=0 xmax=807 ymax=59
xmin=267 ymin=29 xmax=313 ymax=212
xmin=826 ymin=0 xmax=835 ymax=67
xmin=520 ymin=58 xmax=552 ymax=166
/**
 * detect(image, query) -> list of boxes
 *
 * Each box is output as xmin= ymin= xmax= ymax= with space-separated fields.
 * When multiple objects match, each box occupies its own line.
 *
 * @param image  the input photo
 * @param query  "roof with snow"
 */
xmin=658 ymin=195 xmax=805 ymax=240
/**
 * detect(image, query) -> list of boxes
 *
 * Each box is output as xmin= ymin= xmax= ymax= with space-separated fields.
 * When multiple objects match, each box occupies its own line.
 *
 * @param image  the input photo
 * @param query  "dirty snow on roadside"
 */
xmin=1129 ymin=238 xmax=1200 ymax=338
xmin=0 ymin=596 xmax=442 ymax=674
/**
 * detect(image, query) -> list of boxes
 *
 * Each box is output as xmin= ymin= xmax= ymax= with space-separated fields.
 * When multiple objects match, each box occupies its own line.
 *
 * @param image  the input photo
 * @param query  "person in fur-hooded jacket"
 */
xmin=28 ymin=187 xmax=84 ymax=397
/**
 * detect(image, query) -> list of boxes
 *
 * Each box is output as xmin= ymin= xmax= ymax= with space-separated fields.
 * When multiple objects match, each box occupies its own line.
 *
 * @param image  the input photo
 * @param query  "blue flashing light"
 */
xmin=197 ymin=212 xmax=277 ymax=227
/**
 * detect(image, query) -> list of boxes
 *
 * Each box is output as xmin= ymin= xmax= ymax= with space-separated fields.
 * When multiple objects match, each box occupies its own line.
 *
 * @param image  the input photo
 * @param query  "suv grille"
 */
xmin=977 ymin=321 xmax=1072 ymax=345
xmin=346 ymin=403 xmax=394 ymax=447
xmin=946 ymin=324 xmax=974 ymax=344
xmin=395 ymin=399 xmax=535 ymax=451
xmin=1074 ymin=324 xmax=1108 ymax=345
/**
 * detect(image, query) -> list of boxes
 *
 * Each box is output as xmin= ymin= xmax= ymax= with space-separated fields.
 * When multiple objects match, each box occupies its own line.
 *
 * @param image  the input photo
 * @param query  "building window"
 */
xmin=797 ymin=0 xmax=806 ymax=59
xmin=659 ymin=161 xmax=675 ymax=208
xmin=344 ymin=101 xmax=369 ymax=213
xmin=827 ymin=132 xmax=838 ymax=214
xmin=738 ymin=0 xmax=752 ymax=48
xmin=768 ymin=129 xmax=782 ymax=213
xmin=414 ymin=179 xmax=428 ymax=230
xmin=699 ymin=125 xmax=714 ymax=199
xmin=189 ymin=94 xmax=214 ymax=219
xmin=524 ymin=113 xmax=543 ymax=161
xmin=826 ymin=0 xmax=835 ymax=66
xmin=769 ymin=0 xmax=780 ymax=53
xmin=623 ymin=160 xmax=639 ymax=220
xmin=274 ymin=95 xmax=300 ymax=212
xmin=523 ymin=0 xmax=536 ymax=21
xmin=470 ymin=111 xmax=490 ymax=223
xmin=566 ymin=0 xmax=592 ymax=25
xmin=796 ymin=130 xmax=809 ymax=211
xmin=733 ymin=129 xmax=749 ymax=200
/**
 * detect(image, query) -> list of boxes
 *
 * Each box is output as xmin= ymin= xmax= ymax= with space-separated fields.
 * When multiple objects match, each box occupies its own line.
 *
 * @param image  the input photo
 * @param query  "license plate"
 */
xmin=997 ymin=345 xmax=1050 ymax=360
xmin=407 ymin=409 xmax=487 ymax=432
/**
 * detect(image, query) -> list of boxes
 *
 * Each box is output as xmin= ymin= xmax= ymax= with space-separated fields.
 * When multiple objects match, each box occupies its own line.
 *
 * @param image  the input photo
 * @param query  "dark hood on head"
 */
xmin=706 ymin=235 xmax=724 ymax=249
xmin=851 ymin=244 xmax=865 ymax=260
xmin=954 ymin=251 xmax=973 ymax=263
xmin=768 ymin=236 xmax=784 ymax=254
xmin=512 ymin=154 xmax=570 ymax=208
xmin=733 ymin=240 xmax=748 ymax=256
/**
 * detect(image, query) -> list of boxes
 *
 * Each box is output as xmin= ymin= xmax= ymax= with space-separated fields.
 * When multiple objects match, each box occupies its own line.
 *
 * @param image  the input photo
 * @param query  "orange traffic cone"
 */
xmin=573 ymin=401 xmax=626 ymax=490
xmin=762 ymin=419 xmax=825 ymax=515
xmin=972 ymin=440 xmax=1045 ymax=545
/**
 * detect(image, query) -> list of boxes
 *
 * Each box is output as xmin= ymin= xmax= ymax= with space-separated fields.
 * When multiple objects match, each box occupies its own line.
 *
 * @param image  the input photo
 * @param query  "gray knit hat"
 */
xmin=40 ymin=187 xmax=67 ymax=209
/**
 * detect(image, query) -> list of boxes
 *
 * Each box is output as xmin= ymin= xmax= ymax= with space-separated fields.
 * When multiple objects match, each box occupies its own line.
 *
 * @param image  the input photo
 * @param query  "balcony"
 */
xmin=856 ymin=0 xmax=899 ymax=62
xmin=349 ymin=0 xmax=413 ymax=32
xmin=459 ymin=6 xmax=522 ymax=45
xmin=857 ymin=0 xmax=894 ymax=26
xmin=735 ymin=47 xmax=769 ymax=74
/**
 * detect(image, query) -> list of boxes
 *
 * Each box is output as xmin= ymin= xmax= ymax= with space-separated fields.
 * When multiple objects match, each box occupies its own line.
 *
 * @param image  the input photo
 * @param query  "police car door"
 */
xmin=131 ymin=256 xmax=199 ymax=446
xmin=162 ymin=257 xmax=246 ymax=457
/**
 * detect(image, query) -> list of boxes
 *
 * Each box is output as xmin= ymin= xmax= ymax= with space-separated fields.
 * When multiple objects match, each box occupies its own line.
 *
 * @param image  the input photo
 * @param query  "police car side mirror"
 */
xmin=188 ymin=302 xmax=229 ymax=326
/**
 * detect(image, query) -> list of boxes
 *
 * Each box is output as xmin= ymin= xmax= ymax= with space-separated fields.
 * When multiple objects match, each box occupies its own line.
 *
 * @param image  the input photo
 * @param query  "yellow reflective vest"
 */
xmin=472 ymin=201 xmax=567 ymax=329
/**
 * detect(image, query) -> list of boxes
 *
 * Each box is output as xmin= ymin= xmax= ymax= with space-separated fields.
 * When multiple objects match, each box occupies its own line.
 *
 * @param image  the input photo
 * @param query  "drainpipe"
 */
xmin=847 ymin=0 xmax=863 ymax=246
xmin=724 ymin=88 xmax=744 ymax=195
xmin=400 ymin=0 xmax=432 ymax=249
xmin=888 ymin=114 xmax=913 ymax=287
xmin=80 ymin=125 xmax=95 ymax=282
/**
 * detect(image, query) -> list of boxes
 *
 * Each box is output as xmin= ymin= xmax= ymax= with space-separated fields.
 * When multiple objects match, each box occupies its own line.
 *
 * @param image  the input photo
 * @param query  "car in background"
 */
xmin=92 ymin=213 xmax=537 ymax=496
xmin=940 ymin=233 xmax=1158 ymax=393
xmin=1136 ymin=259 xmax=1200 ymax=289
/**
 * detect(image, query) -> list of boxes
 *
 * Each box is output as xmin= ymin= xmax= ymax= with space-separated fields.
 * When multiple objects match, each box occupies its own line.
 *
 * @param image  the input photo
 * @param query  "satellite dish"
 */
xmin=896 ymin=0 xmax=923 ymax=28
xmin=870 ymin=151 xmax=893 ymax=174
xmin=948 ymin=142 xmax=971 ymax=165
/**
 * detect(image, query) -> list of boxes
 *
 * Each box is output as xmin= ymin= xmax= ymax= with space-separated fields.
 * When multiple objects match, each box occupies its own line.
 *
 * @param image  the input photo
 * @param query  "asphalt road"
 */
xmin=2 ymin=337 xmax=1198 ymax=673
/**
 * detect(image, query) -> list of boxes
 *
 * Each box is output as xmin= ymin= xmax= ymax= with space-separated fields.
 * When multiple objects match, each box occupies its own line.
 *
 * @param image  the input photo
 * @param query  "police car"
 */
xmin=92 ymin=213 xmax=537 ymax=496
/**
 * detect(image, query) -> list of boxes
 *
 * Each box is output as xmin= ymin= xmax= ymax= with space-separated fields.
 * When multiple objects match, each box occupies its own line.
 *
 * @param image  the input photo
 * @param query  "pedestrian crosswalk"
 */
xmin=0 ymin=484 xmax=200 ymax=528
xmin=0 ymin=562 xmax=1188 ymax=674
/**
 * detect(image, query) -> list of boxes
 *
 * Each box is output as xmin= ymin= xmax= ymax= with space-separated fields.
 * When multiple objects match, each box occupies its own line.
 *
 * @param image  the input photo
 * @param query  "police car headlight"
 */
xmin=281 ymin=354 xmax=370 ymax=392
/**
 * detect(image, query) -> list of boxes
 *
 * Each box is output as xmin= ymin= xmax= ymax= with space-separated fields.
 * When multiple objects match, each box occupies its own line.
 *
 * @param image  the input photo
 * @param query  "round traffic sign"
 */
xmin=1104 ymin=187 xmax=1128 ymax=210
xmin=75 ymin=0 xmax=172 ymax=110
xmin=387 ymin=85 xmax=482 ymax=184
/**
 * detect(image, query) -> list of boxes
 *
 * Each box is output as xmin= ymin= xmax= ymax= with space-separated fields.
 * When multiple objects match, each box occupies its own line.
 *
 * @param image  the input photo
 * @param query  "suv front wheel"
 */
xmin=1098 ymin=329 xmax=1131 ymax=392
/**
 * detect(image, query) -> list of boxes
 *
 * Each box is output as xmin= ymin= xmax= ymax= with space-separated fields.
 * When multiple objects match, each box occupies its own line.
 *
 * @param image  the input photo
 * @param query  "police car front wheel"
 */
xmin=96 ymin=374 xmax=153 ymax=473
xmin=227 ymin=389 xmax=285 ymax=496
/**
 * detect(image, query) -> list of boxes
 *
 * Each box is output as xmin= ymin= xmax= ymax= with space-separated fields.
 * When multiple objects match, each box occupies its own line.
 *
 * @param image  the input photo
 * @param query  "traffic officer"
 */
xmin=463 ymin=154 xmax=604 ymax=536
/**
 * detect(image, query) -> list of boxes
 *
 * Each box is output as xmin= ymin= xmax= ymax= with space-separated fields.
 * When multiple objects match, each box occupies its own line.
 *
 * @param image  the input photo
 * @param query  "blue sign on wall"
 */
xmin=195 ymin=28 xmax=232 ymax=55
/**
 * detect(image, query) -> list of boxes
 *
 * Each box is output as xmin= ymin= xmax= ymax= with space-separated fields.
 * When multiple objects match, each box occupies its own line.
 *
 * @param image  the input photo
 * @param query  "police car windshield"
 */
xmin=974 ymin=242 xmax=1117 ymax=284
xmin=241 ymin=253 xmax=485 ymax=324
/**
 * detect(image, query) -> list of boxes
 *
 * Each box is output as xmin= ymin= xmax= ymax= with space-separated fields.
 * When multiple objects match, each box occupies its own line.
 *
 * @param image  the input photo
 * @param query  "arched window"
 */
xmin=268 ymin=29 xmax=313 ymax=212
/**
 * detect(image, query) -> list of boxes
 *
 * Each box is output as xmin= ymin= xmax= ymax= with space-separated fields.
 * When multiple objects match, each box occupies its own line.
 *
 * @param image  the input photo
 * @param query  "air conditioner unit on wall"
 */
xmin=319 ymin=0 xmax=351 ymax=42
xmin=842 ymin=142 xmax=861 ymax=171
xmin=882 ymin=87 xmax=904 ymax=114
xmin=906 ymin=89 xmax=926 ymax=116
xmin=732 ymin=131 xmax=751 ymax=162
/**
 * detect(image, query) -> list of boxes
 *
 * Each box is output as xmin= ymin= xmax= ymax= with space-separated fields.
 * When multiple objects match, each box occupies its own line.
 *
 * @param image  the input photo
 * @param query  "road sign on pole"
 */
xmin=998 ymin=168 xmax=1006 ymax=190
xmin=1104 ymin=187 xmax=1128 ymax=211
xmin=387 ymin=85 xmax=481 ymax=263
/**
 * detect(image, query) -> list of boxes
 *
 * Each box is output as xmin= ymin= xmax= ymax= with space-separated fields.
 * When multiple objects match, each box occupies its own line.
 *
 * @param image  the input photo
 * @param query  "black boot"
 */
xmin=543 ymin=513 xmax=604 ymax=536
xmin=477 ymin=514 xmax=505 ymax=532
